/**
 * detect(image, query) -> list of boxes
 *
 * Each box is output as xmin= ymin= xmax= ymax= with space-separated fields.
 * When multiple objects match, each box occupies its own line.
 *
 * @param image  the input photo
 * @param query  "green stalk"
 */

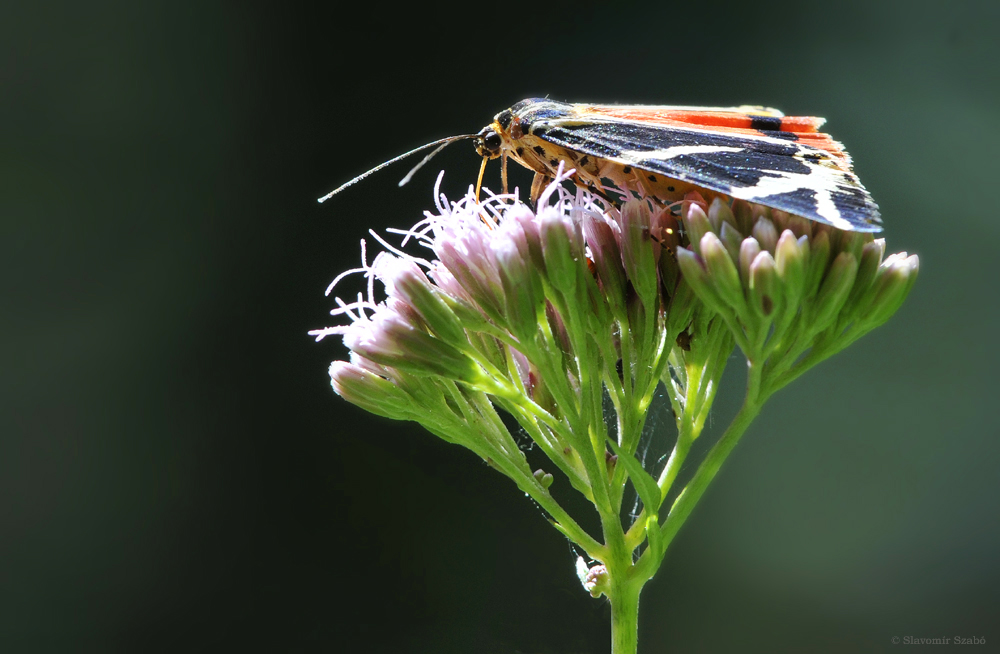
xmin=598 ymin=483 xmax=644 ymax=654
xmin=658 ymin=363 xmax=766 ymax=551
xmin=608 ymin=571 xmax=642 ymax=654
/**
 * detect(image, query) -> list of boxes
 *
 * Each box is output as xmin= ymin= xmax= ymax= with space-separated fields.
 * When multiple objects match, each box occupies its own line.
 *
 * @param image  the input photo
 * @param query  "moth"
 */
xmin=321 ymin=98 xmax=882 ymax=232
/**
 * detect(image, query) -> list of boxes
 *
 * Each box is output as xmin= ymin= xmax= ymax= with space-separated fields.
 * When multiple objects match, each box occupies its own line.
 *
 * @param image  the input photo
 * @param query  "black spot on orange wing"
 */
xmin=750 ymin=115 xmax=798 ymax=140
xmin=750 ymin=115 xmax=783 ymax=131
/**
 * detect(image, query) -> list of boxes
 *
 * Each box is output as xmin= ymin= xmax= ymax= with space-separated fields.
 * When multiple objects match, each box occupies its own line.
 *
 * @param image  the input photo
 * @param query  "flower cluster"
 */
xmin=675 ymin=196 xmax=919 ymax=397
xmin=313 ymin=168 xmax=918 ymax=653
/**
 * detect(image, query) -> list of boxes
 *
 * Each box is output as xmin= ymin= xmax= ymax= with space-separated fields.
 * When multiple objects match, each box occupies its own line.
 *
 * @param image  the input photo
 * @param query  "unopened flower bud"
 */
xmin=863 ymin=253 xmax=920 ymax=327
xmin=329 ymin=361 xmax=414 ymax=420
xmin=731 ymin=199 xmax=754 ymax=234
xmin=701 ymin=232 xmax=745 ymax=311
xmin=496 ymin=236 xmax=543 ymax=338
xmin=540 ymin=208 xmax=581 ymax=294
xmin=682 ymin=203 xmax=713 ymax=257
xmin=811 ymin=251 xmax=858 ymax=330
xmin=719 ymin=221 xmax=744 ymax=263
xmin=665 ymin=278 xmax=697 ymax=334
xmin=344 ymin=312 xmax=482 ymax=382
xmin=435 ymin=235 xmax=505 ymax=320
xmin=708 ymin=197 xmax=739 ymax=234
xmin=676 ymin=246 xmax=726 ymax=314
xmin=748 ymin=250 xmax=779 ymax=318
xmin=803 ymin=230 xmax=831 ymax=299
xmin=533 ymin=468 xmax=555 ymax=489
xmin=752 ymin=217 xmax=779 ymax=253
xmin=834 ymin=230 xmax=870 ymax=264
xmin=583 ymin=215 xmax=627 ymax=315
xmin=619 ymin=200 xmax=658 ymax=303
xmin=844 ymin=238 xmax=886 ymax=316
xmin=778 ymin=211 xmax=812 ymax=240
xmin=752 ymin=204 xmax=772 ymax=224
xmin=739 ymin=237 xmax=762 ymax=286
xmin=385 ymin=258 xmax=468 ymax=346
xmin=774 ymin=230 xmax=807 ymax=304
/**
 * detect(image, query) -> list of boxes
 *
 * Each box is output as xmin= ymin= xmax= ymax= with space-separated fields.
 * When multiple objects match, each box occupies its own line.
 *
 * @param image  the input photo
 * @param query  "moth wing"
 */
xmin=539 ymin=120 xmax=881 ymax=232
xmin=581 ymin=103 xmax=785 ymax=114
xmin=576 ymin=105 xmax=848 ymax=160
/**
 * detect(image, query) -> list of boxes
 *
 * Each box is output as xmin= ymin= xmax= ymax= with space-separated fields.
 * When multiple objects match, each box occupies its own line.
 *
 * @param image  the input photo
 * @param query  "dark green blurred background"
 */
xmin=4 ymin=1 xmax=998 ymax=652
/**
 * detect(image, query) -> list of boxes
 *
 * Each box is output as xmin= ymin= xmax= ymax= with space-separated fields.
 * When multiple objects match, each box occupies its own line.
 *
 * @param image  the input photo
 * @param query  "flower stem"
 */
xmin=658 ymin=362 xmax=766 ymax=550
xmin=599 ymin=458 xmax=647 ymax=654
xmin=608 ymin=570 xmax=642 ymax=654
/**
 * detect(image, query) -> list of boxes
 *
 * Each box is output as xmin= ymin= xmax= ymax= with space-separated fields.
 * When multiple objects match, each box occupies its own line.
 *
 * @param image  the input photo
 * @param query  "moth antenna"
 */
xmin=397 ymin=136 xmax=472 ymax=188
xmin=318 ymin=134 xmax=476 ymax=203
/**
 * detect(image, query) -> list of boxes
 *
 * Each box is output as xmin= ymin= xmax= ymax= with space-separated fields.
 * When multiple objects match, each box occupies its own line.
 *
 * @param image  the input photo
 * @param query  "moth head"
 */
xmin=474 ymin=125 xmax=503 ymax=159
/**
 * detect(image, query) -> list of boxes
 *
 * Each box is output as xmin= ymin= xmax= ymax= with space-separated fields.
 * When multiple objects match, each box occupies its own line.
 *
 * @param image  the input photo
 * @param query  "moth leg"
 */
xmin=530 ymin=171 xmax=554 ymax=207
xmin=581 ymin=178 xmax=622 ymax=210
xmin=636 ymin=175 xmax=670 ymax=211
xmin=501 ymin=152 xmax=509 ymax=195
xmin=633 ymin=171 xmax=655 ymax=200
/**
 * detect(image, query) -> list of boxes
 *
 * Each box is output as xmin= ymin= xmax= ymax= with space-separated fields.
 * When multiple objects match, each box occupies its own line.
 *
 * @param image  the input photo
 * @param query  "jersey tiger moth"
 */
xmin=322 ymin=98 xmax=881 ymax=233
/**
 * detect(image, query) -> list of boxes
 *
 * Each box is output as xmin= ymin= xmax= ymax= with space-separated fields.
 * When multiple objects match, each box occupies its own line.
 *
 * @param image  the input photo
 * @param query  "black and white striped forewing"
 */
xmin=532 ymin=118 xmax=882 ymax=232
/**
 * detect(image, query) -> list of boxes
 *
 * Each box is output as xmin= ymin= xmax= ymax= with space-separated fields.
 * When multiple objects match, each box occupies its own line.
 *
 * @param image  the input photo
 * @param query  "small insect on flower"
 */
xmin=321 ymin=98 xmax=882 ymax=232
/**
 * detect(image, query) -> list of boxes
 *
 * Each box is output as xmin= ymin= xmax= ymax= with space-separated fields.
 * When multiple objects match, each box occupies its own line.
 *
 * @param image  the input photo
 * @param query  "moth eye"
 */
xmin=474 ymin=127 xmax=503 ymax=158
xmin=483 ymin=130 xmax=502 ymax=151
